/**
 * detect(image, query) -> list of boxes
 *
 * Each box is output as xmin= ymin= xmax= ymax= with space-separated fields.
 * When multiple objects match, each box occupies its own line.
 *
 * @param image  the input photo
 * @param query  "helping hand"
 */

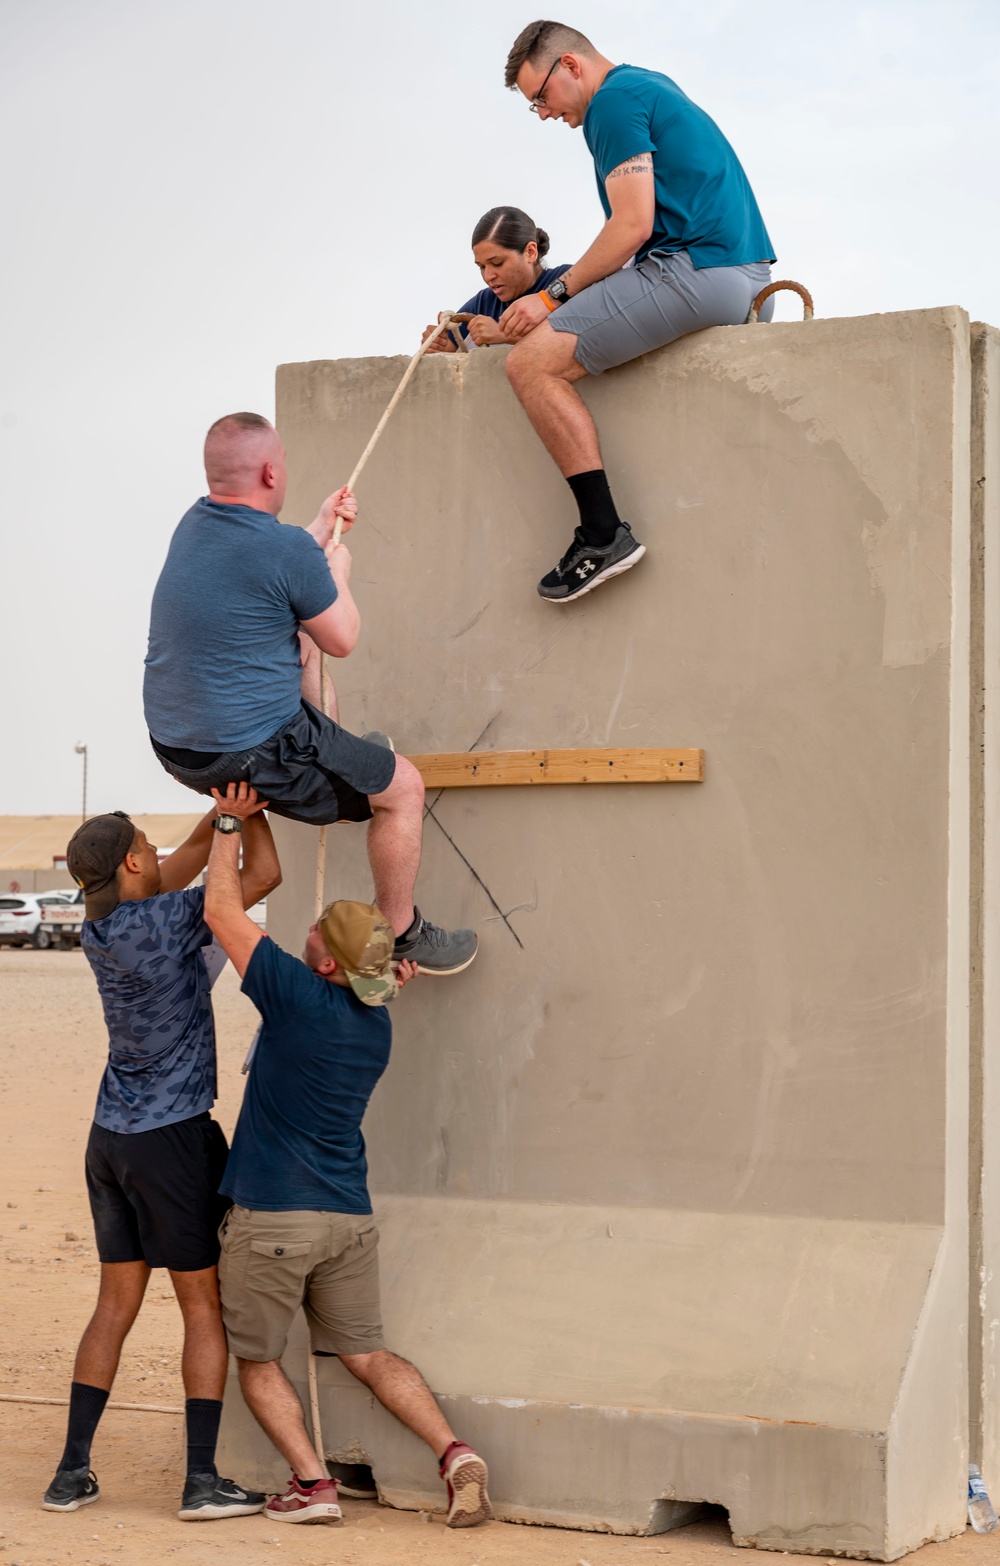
xmin=500 ymin=292 xmax=552 ymax=341
xmin=211 ymin=781 xmax=270 ymax=819
xmin=466 ymin=315 xmax=505 ymax=346
xmin=393 ymin=958 xmax=418 ymax=989
xmin=421 ymin=322 xmax=458 ymax=354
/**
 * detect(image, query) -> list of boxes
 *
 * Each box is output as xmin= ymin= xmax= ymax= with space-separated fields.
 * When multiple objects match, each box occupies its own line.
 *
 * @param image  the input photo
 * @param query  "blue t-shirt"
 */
xmin=143 ymin=498 xmax=337 ymax=751
xmin=221 ymin=937 xmax=392 ymax=1214
xmin=584 ymin=65 xmax=774 ymax=269
xmin=457 ymin=264 xmax=571 ymax=336
xmin=85 ymin=887 xmax=217 ymax=1134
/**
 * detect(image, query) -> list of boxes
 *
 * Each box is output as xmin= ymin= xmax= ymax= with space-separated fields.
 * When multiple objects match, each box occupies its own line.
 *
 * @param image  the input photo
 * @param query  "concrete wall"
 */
xmin=971 ymin=321 xmax=1000 ymax=1491
xmin=217 ymin=308 xmax=983 ymax=1557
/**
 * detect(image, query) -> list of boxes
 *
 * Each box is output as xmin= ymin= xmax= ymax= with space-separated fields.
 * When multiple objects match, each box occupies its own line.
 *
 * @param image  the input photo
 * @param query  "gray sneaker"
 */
xmin=394 ymin=908 xmax=478 ymax=975
xmin=538 ymin=521 xmax=645 ymax=602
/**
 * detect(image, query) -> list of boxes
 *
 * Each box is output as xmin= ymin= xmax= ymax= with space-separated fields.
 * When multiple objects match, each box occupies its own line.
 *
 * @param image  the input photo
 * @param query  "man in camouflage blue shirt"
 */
xmin=42 ymin=786 xmax=279 ymax=1522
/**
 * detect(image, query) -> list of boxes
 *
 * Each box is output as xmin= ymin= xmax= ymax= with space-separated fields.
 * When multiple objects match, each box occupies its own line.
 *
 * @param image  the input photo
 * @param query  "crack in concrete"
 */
xmin=419 ymin=711 xmax=525 ymax=948
xmin=423 ymin=803 xmax=524 ymax=949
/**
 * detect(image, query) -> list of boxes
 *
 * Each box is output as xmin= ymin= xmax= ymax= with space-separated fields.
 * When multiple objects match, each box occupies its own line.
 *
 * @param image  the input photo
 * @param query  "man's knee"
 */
xmin=506 ymin=328 xmax=584 ymax=395
xmin=371 ymin=754 xmax=424 ymax=811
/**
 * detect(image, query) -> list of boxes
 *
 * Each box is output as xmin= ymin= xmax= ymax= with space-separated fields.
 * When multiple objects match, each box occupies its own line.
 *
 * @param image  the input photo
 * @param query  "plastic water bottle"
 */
xmin=968 ymin=1465 xmax=999 ymax=1532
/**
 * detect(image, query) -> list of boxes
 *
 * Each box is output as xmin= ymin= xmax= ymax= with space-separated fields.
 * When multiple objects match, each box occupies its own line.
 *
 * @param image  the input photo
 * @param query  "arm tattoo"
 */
xmin=606 ymin=153 xmax=653 ymax=179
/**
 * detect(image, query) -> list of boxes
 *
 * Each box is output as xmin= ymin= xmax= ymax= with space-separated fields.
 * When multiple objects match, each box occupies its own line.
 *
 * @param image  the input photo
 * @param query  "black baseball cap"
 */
xmin=66 ymin=812 xmax=137 ymax=921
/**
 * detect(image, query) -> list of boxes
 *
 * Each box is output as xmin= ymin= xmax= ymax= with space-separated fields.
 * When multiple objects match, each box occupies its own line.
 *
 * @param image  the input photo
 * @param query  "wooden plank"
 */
xmin=407 ymin=748 xmax=704 ymax=788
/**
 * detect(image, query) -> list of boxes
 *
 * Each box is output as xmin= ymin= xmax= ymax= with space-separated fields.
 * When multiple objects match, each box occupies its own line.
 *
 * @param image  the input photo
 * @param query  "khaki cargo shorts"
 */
xmin=218 ymin=1205 xmax=384 ymax=1362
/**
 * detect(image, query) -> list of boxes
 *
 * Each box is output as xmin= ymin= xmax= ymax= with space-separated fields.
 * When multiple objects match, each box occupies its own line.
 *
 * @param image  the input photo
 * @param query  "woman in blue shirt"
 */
xmin=424 ymin=206 xmax=569 ymax=352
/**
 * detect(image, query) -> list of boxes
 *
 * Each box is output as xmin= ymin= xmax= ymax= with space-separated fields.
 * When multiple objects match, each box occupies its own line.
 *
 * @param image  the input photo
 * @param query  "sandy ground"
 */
xmin=2 ymin=949 xmax=999 ymax=1566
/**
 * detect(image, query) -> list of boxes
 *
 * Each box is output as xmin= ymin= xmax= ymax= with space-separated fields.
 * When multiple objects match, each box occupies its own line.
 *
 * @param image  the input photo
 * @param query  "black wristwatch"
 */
xmin=546 ymin=277 xmax=570 ymax=306
xmin=212 ymin=814 xmax=243 ymax=834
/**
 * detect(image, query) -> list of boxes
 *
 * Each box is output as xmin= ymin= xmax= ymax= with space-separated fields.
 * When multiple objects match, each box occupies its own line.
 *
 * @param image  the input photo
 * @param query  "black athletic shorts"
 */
xmin=85 ymin=1112 xmax=231 ymax=1272
xmin=150 ymin=700 xmax=397 ymax=828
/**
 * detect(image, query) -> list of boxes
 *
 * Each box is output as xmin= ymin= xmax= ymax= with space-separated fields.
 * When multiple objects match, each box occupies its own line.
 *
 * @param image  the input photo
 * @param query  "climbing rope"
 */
xmin=307 ymin=306 xmax=471 ymax=1469
xmin=329 ymin=311 xmax=470 ymax=549
xmin=748 ymin=280 xmax=814 ymax=323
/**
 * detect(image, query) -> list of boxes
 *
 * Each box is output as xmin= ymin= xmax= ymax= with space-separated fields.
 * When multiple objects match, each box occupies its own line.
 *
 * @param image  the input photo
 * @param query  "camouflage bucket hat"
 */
xmin=318 ymin=899 xmax=398 ymax=1007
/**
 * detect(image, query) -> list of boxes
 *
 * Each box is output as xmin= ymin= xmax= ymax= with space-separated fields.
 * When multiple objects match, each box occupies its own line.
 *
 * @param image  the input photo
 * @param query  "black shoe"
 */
xmin=178 ymin=1472 xmax=267 ymax=1521
xmin=42 ymin=1467 xmax=99 ymax=1512
xmin=394 ymin=908 xmax=478 ymax=975
xmin=538 ymin=522 xmax=646 ymax=602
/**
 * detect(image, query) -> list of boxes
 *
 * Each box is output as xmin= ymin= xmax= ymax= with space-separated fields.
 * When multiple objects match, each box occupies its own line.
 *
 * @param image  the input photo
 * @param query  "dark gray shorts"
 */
xmin=151 ymin=702 xmax=397 ymax=827
xmin=550 ymin=249 xmax=774 ymax=375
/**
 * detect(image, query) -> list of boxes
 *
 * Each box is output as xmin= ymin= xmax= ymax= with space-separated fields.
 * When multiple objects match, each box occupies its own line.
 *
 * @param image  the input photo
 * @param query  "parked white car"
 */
xmin=0 ymin=894 xmax=58 ymax=949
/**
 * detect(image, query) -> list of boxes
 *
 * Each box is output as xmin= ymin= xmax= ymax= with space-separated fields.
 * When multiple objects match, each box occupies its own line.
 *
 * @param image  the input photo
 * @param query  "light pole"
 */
xmin=74 ymin=741 xmax=88 ymax=823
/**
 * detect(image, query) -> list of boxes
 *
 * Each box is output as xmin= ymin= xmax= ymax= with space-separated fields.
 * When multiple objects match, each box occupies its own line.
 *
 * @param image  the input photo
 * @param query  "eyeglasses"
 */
xmin=528 ymin=57 xmax=562 ymax=113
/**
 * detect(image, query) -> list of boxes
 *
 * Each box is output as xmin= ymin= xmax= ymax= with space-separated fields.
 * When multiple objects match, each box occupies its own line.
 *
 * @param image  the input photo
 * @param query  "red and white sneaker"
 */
xmin=439 ymin=1442 xmax=492 ymax=1528
xmin=264 ymin=1474 xmax=342 ymax=1524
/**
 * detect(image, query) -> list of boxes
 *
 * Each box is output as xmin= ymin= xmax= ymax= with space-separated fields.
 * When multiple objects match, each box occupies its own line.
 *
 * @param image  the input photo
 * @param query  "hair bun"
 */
xmin=535 ymin=227 xmax=551 ymax=259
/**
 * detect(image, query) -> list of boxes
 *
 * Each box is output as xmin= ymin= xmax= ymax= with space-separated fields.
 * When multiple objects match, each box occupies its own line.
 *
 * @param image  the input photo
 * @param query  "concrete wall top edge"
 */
xmin=276 ymin=304 xmax=981 ymax=380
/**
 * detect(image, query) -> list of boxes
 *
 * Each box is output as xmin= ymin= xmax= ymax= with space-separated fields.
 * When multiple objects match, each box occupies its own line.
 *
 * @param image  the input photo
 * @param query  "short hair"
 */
xmin=205 ymin=411 xmax=273 ymax=444
xmin=203 ymin=412 xmax=279 ymax=493
xmin=471 ymin=206 xmax=551 ymax=261
xmin=504 ymin=20 xmax=595 ymax=89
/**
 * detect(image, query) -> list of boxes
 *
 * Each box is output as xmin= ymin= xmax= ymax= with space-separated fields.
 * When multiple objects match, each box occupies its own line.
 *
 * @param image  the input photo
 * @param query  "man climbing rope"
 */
xmin=501 ymin=20 xmax=776 ymax=603
xmin=143 ymin=412 xmax=477 ymax=975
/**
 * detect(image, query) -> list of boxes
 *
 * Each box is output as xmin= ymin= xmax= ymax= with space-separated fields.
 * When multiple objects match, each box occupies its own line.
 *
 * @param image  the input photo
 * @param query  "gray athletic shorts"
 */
xmin=550 ymin=248 xmax=774 ymax=375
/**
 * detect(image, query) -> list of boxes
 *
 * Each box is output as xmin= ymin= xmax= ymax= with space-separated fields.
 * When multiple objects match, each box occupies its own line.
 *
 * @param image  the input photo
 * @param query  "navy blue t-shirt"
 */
xmin=457 ymin=264 xmax=570 ymax=337
xmin=221 ymin=937 xmax=392 ymax=1214
xmin=85 ymin=887 xmax=217 ymax=1134
xmin=584 ymin=65 xmax=774 ymax=269
xmin=143 ymin=498 xmax=337 ymax=751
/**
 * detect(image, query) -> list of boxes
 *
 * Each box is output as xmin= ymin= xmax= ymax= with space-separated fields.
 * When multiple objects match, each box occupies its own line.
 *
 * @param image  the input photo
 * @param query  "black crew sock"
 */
xmin=397 ymin=910 xmax=421 ymax=944
xmin=566 ymin=469 xmax=622 ymax=548
xmin=185 ymin=1397 xmax=223 ymax=1479
xmin=296 ymin=1476 xmax=322 ymax=1488
xmin=58 ymin=1381 xmax=109 ymax=1472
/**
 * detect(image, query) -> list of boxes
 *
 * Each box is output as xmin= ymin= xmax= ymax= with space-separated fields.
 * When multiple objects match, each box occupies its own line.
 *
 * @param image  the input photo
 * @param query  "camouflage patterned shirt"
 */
xmin=85 ymin=887 xmax=217 ymax=1134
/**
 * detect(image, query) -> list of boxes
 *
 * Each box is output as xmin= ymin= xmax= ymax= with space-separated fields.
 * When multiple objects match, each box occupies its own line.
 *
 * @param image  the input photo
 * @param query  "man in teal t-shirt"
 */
xmin=500 ymin=20 xmax=776 ymax=604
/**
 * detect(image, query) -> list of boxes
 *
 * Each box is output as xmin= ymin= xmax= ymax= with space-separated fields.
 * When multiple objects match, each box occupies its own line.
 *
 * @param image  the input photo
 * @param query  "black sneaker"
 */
xmin=538 ymin=521 xmax=646 ymax=602
xmin=42 ymin=1467 xmax=99 ymax=1512
xmin=394 ymin=908 xmax=478 ymax=975
xmin=178 ymin=1472 xmax=267 ymax=1521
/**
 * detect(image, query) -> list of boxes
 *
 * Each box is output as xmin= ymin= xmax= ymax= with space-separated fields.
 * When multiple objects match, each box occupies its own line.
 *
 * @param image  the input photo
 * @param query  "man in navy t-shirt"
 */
xmin=203 ymin=801 xmax=492 ymax=1528
xmin=499 ymin=21 xmax=776 ymax=604
xmin=143 ymin=410 xmax=477 ymax=979
xmin=42 ymin=787 xmax=279 ymax=1522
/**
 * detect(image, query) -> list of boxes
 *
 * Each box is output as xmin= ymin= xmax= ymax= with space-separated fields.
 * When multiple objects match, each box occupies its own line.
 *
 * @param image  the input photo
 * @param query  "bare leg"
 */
xmin=366 ymin=755 xmax=425 ymax=936
xmin=338 ymin=1349 xmax=454 ymax=1459
xmin=505 ymin=322 xmax=599 ymax=477
xmin=299 ymin=632 xmax=339 ymax=722
xmin=238 ymin=1358 xmax=326 ymax=1480
xmin=170 ymin=1267 xmax=229 ymax=1400
xmin=72 ymin=1261 xmax=151 ymax=1388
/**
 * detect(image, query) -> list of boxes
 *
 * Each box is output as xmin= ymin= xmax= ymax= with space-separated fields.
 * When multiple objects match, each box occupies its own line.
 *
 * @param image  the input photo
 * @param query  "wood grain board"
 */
xmin=408 ymin=748 xmax=704 ymax=787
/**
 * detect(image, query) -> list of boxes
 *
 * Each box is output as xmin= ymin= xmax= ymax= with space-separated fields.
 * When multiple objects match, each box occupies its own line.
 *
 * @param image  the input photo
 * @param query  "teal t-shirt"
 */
xmin=583 ymin=65 xmax=774 ymax=270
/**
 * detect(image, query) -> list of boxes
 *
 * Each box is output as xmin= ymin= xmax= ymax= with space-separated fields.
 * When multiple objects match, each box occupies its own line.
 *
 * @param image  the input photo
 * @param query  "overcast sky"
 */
xmin=2 ymin=0 xmax=998 ymax=818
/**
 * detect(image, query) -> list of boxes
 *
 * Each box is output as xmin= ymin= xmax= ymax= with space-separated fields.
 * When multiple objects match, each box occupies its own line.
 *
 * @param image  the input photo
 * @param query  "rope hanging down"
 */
xmin=308 ymin=307 xmax=468 ymax=1469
